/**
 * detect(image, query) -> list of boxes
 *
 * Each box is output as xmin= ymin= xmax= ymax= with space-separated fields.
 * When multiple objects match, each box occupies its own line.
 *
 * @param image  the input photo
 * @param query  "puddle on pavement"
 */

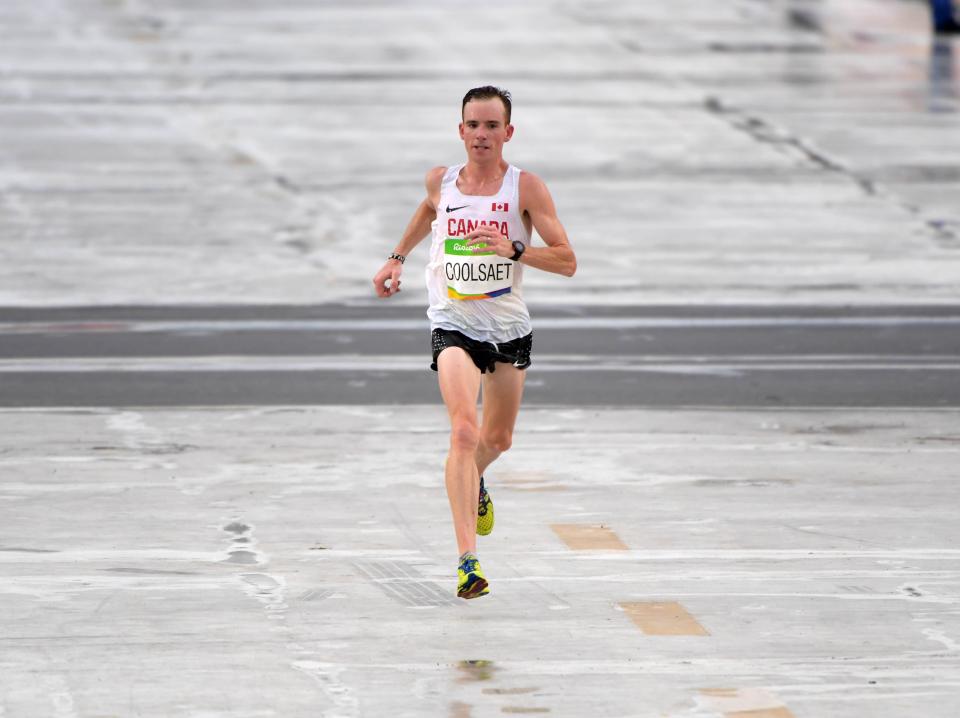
xmin=692 ymin=478 xmax=795 ymax=488
xmin=221 ymin=520 xmax=263 ymax=565
xmin=451 ymin=662 xmax=550 ymax=715
xmin=792 ymin=423 xmax=902 ymax=435
xmin=225 ymin=549 xmax=258 ymax=564
xmin=102 ymin=567 xmax=197 ymax=576
xmin=483 ymin=687 xmax=538 ymax=695
xmin=498 ymin=472 xmax=567 ymax=491
xmin=455 ymin=660 xmax=497 ymax=683
xmin=506 ymin=484 xmax=568 ymax=492
xmin=240 ymin=572 xmax=288 ymax=620
xmin=915 ymin=435 xmax=960 ymax=443
xmin=928 ymin=38 xmax=958 ymax=109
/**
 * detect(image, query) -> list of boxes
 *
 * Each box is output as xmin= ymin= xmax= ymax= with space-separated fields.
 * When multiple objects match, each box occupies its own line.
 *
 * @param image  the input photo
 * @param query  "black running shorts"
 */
xmin=430 ymin=328 xmax=533 ymax=374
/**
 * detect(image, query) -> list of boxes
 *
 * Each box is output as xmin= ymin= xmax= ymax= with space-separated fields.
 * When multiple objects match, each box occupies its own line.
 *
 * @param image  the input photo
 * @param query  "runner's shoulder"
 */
xmin=425 ymin=166 xmax=447 ymax=191
xmin=424 ymin=166 xmax=447 ymax=210
xmin=518 ymin=170 xmax=551 ymax=207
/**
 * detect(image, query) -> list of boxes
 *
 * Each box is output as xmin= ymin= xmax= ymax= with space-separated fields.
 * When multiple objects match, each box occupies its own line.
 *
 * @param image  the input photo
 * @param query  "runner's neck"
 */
xmin=458 ymin=160 xmax=508 ymax=195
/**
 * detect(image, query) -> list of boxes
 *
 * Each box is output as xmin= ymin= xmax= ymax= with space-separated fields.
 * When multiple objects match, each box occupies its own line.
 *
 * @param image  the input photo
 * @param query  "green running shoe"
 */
xmin=477 ymin=476 xmax=494 ymax=536
xmin=457 ymin=553 xmax=489 ymax=599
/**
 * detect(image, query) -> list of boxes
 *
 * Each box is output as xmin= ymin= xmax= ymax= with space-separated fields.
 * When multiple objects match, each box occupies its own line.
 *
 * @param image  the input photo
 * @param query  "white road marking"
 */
xmin=2 ymin=315 xmax=960 ymax=334
xmin=0 ymin=355 xmax=958 ymax=373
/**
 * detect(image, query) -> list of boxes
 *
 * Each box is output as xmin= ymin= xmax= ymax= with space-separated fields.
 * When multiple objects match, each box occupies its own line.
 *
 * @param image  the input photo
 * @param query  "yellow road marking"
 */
xmin=700 ymin=688 xmax=795 ymax=717
xmin=619 ymin=601 xmax=709 ymax=635
xmin=550 ymin=524 xmax=628 ymax=550
xmin=727 ymin=709 xmax=796 ymax=718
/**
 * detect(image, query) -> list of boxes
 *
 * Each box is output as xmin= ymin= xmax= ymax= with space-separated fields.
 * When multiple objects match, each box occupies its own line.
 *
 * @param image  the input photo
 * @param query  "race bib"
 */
xmin=444 ymin=239 xmax=515 ymax=300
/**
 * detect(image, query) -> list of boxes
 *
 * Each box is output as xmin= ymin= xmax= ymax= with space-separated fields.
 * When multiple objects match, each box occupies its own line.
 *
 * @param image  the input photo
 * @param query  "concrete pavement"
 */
xmin=1 ymin=0 xmax=958 ymax=307
xmin=2 ymin=405 xmax=959 ymax=717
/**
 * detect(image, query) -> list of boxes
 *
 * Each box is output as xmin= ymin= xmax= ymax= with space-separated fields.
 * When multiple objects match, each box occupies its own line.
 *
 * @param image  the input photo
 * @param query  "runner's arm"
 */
xmin=372 ymin=167 xmax=445 ymax=298
xmin=517 ymin=172 xmax=577 ymax=277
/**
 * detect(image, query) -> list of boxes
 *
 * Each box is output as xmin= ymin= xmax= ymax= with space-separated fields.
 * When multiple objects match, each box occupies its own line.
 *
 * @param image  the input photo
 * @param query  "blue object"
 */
xmin=930 ymin=0 xmax=960 ymax=32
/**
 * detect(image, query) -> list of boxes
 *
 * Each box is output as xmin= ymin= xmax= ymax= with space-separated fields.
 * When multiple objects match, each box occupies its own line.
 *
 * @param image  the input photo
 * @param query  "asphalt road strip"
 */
xmin=2 ymin=355 xmax=958 ymax=372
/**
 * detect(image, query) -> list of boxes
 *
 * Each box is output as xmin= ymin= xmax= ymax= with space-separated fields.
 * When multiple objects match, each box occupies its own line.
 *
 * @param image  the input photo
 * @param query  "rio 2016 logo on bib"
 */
xmin=444 ymin=238 xmax=514 ymax=300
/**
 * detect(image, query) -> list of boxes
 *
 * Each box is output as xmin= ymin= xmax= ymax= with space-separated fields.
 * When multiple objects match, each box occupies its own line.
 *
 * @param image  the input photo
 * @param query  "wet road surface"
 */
xmin=2 ymin=303 xmax=959 ymax=408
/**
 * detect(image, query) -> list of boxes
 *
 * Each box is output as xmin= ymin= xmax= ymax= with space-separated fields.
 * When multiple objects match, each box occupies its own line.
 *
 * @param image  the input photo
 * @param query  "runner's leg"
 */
xmin=476 ymin=364 xmax=526 ymax=477
xmin=437 ymin=347 xmax=483 ymax=555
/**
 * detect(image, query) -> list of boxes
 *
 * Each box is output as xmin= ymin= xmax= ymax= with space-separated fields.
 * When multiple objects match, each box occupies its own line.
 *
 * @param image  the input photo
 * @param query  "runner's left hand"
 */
xmin=465 ymin=226 xmax=512 ymax=258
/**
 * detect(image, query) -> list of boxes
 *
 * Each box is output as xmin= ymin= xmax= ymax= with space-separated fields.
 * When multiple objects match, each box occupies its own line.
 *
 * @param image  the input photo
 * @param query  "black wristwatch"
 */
xmin=510 ymin=240 xmax=525 ymax=262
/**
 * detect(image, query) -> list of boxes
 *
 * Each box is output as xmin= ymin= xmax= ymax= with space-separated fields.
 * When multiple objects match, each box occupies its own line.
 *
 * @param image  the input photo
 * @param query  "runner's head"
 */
xmin=460 ymin=86 xmax=514 ymax=161
xmin=462 ymin=86 xmax=511 ymax=124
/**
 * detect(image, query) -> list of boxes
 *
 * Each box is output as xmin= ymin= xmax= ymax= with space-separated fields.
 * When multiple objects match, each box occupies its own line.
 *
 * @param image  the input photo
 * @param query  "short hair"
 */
xmin=461 ymin=86 xmax=512 ymax=124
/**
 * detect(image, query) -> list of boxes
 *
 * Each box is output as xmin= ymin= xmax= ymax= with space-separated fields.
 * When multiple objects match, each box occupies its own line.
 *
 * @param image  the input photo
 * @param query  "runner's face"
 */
xmin=460 ymin=98 xmax=513 ymax=161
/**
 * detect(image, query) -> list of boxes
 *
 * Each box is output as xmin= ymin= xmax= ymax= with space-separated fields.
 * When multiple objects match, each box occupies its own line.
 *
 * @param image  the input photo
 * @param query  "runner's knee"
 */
xmin=481 ymin=429 xmax=512 ymax=454
xmin=450 ymin=419 xmax=480 ymax=453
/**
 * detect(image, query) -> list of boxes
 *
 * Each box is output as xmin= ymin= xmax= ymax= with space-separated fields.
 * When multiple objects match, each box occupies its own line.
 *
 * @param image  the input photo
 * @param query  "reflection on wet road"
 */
xmin=2 ymin=304 xmax=959 ymax=408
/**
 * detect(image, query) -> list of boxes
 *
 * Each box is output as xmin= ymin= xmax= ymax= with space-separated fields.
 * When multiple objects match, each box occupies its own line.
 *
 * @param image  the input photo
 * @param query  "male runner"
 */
xmin=372 ymin=86 xmax=577 ymax=599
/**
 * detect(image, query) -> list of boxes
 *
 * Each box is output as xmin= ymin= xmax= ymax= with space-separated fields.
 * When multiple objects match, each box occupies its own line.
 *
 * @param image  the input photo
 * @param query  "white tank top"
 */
xmin=425 ymin=163 xmax=532 ymax=343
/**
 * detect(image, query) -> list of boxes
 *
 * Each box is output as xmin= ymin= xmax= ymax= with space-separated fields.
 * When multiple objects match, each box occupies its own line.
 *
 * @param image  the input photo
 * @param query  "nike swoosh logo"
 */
xmin=446 ymin=204 xmax=470 ymax=213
